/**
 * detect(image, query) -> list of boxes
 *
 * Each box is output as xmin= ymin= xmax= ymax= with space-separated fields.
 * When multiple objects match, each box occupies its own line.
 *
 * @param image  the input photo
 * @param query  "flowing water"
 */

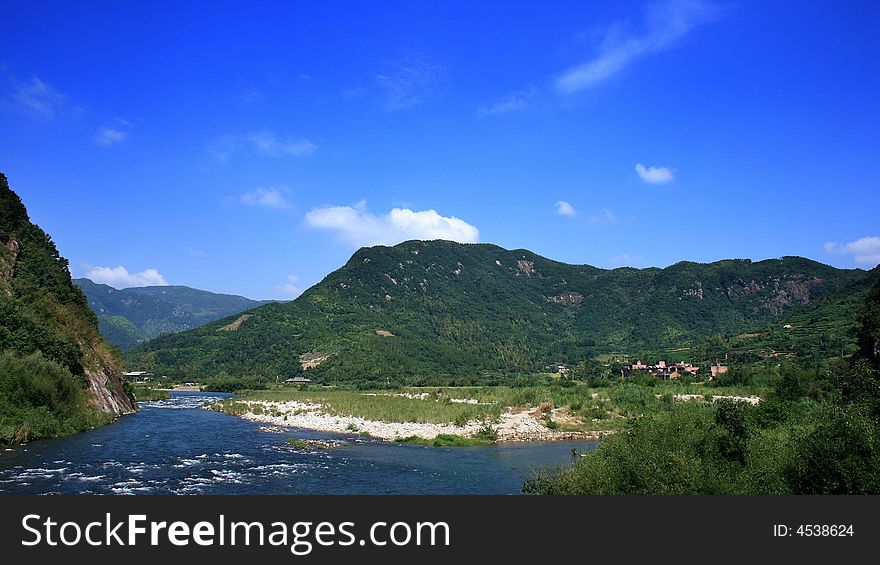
xmin=0 ymin=392 xmax=597 ymax=494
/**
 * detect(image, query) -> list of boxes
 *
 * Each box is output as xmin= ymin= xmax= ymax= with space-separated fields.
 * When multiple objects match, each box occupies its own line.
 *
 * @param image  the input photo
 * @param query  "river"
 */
xmin=0 ymin=392 xmax=597 ymax=494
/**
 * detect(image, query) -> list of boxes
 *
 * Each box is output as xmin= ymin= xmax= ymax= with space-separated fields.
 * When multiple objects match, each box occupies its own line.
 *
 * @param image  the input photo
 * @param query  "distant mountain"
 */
xmin=1 ymin=173 xmax=134 ymax=444
xmin=74 ymin=279 xmax=272 ymax=350
xmin=125 ymin=240 xmax=879 ymax=386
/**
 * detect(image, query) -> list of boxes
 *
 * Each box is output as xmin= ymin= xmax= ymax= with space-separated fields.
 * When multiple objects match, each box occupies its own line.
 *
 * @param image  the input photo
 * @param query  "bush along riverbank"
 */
xmin=130 ymin=386 xmax=170 ymax=402
xmin=0 ymin=352 xmax=115 ymax=446
xmin=524 ymin=279 xmax=880 ymax=495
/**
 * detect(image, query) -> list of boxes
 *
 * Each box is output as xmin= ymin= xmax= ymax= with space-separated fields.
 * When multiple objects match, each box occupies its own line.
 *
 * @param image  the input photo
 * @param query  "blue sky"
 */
xmin=1 ymin=0 xmax=878 ymax=299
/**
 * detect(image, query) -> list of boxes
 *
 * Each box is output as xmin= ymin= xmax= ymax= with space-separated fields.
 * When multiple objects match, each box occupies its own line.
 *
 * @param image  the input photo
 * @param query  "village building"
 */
xmin=624 ymin=360 xmax=703 ymax=380
xmin=546 ymin=362 xmax=571 ymax=376
xmin=285 ymin=376 xmax=312 ymax=385
xmin=122 ymin=371 xmax=153 ymax=383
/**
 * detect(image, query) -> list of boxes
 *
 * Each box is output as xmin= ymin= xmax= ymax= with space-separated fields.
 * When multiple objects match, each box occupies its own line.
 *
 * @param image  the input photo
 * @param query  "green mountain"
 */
xmin=74 ymin=278 xmax=272 ymax=350
xmin=0 ymin=173 xmax=135 ymax=444
xmin=125 ymin=240 xmax=879 ymax=386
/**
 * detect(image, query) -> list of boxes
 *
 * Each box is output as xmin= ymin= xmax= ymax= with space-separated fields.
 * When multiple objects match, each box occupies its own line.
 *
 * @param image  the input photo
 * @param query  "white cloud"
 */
xmin=824 ymin=236 xmax=880 ymax=267
xmin=208 ymin=132 xmax=316 ymax=162
xmin=555 ymin=200 xmax=577 ymax=217
xmin=7 ymin=76 xmax=67 ymax=118
xmin=207 ymin=134 xmax=237 ymax=162
xmin=305 ymin=201 xmax=480 ymax=247
xmin=276 ymin=275 xmax=303 ymax=297
xmin=239 ymin=188 xmax=291 ymax=209
xmin=247 ymin=131 xmax=317 ymax=157
xmin=85 ymin=266 xmax=168 ymax=288
xmin=94 ymin=126 xmax=127 ymax=146
xmin=635 ymin=163 xmax=674 ymax=184
xmin=586 ymin=208 xmax=618 ymax=226
xmin=555 ymin=0 xmax=720 ymax=94
xmin=608 ymin=254 xmax=644 ymax=267
xmin=375 ymin=54 xmax=446 ymax=111
xmin=478 ymin=86 xmax=537 ymax=117
xmin=555 ymin=201 xmax=618 ymax=225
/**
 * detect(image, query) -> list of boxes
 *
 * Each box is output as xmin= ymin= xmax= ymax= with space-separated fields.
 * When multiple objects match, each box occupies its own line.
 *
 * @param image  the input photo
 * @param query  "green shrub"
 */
xmin=0 ymin=351 xmax=111 ymax=445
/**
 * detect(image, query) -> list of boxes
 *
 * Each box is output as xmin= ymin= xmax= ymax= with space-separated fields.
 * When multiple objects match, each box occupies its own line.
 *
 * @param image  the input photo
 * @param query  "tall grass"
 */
xmin=131 ymin=386 xmax=170 ymax=401
xmin=231 ymin=389 xmax=502 ymax=424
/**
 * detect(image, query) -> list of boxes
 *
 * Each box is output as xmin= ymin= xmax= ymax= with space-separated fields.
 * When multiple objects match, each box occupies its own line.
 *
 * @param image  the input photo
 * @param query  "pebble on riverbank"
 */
xmin=214 ymin=400 xmax=611 ymax=443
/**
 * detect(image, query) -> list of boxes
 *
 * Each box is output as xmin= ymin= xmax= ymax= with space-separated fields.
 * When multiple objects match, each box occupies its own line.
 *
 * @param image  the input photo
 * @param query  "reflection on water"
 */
xmin=0 ymin=392 xmax=596 ymax=495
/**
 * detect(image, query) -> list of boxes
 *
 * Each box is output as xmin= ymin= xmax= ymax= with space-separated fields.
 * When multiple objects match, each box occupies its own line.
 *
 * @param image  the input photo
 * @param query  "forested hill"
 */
xmin=0 ymin=173 xmax=135 ymax=444
xmin=125 ymin=240 xmax=879 ymax=385
xmin=74 ymin=278 xmax=272 ymax=350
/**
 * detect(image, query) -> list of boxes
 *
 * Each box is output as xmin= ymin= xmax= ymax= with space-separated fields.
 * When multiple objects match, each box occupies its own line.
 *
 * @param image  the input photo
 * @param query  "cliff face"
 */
xmin=85 ymin=369 xmax=135 ymax=414
xmin=0 ymin=173 xmax=135 ymax=416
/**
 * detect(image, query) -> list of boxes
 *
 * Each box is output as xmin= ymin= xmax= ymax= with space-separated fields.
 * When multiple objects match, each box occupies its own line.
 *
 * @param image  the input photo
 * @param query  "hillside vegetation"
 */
xmin=75 ymin=278 xmax=271 ymax=350
xmin=0 ymin=173 xmax=135 ymax=445
xmin=524 ymin=279 xmax=880 ymax=494
xmin=126 ymin=240 xmax=878 ymax=386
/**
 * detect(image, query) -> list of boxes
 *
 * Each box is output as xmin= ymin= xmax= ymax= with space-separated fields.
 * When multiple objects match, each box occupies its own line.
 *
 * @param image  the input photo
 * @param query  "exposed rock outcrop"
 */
xmin=0 ymin=236 xmax=19 ymax=296
xmin=723 ymin=275 xmax=824 ymax=315
xmin=87 ymin=369 xmax=136 ymax=414
xmin=218 ymin=313 xmax=252 ymax=331
xmin=547 ymin=291 xmax=584 ymax=307
xmin=516 ymin=259 xmax=535 ymax=277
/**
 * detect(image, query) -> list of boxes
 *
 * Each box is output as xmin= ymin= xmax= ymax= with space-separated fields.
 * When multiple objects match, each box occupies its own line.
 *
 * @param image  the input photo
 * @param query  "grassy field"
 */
xmin=226 ymin=389 xmax=502 ymax=424
xmin=130 ymin=385 xmax=170 ymax=402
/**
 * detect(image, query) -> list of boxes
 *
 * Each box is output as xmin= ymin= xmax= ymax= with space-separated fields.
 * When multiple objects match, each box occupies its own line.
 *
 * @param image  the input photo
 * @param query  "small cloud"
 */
xmin=635 ymin=163 xmax=674 ymax=184
xmin=239 ymin=187 xmax=291 ymax=209
xmin=94 ymin=125 xmax=128 ymax=146
xmin=824 ymin=236 xmax=880 ymax=267
xmin=208 ymin=132 xmax=316 ymax=162
xmin=585 ymin=208 xmax=618 ymax=226
xmin=305 ymin=201 xmax=479 ymax=248
xmin=555 ymin=0 xmax=722 ymax=94
xmin=85 ymin=265 xmax=168 ymax=288
xmin=342 ymin=85 xmax=369 ymax=99
xmin=276 ymin=275 xmax=303 ymax=297
xmin=375 ymin=54 xmax=447 ymax=112
xmin=608 ymin=253 xmax=644 ymax=267
xmin=555 ymin=200 xmax=577 ymax=217
xmin=207 ymin=134 xmax=238 ymax=162
xmin=478 ymin=86 xmax=538 ymax=117
xmin=246 ymin=131 xmax=317 ymax=157
xmin=6 ymin=76 xmax=67 ymax=118
xmin=240 ymin=86 xmax=263 ymax=105
xmin=186 ymin=248 xmax=208 ymax=257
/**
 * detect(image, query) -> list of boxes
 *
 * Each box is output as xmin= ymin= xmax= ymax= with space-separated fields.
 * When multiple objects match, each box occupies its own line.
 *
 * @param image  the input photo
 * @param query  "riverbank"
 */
xmin=209 ymin=396 xmax=612 ymax=443
xmin=206 ymin=383 xmax=770 ymax=445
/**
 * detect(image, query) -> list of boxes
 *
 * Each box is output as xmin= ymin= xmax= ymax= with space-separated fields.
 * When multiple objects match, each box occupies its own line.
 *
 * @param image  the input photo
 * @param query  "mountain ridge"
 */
xmin=74 ymin=278 xmax=272 ymax=350
xmin=126 ymin=239 xmax=879 ymax=386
